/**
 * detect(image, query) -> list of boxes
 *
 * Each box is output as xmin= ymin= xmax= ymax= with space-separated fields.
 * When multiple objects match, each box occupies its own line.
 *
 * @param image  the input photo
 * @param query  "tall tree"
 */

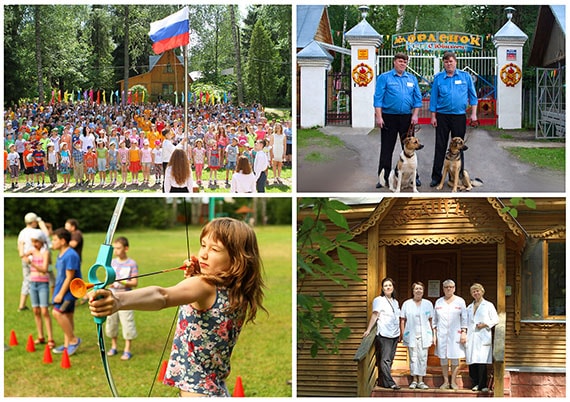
xmin=244 ymin=19 xmax=282 ymax=105
xmin=34 ymin=6 xmax=45 ymax=102
xmin=230 ymin=5 xmax=244 ymax=103
xmin=122 ymin=5 xmax=130 ymax=107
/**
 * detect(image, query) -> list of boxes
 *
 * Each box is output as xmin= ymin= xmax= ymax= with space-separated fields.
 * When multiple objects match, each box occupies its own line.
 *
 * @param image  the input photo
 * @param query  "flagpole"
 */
xmin=184 ymin=44 xmax=188 ymax=153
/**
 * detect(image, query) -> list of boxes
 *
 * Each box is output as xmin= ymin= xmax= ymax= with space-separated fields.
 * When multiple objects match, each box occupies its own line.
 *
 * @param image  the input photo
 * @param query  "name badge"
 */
xmin=455 ymin=80 xmax=463 ymax=85
xmin=407 ymin=82 xmax=414 ymax=87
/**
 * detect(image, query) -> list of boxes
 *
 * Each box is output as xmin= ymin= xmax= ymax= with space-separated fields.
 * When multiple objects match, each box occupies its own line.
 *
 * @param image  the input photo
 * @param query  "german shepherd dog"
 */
xmin=436 ymin=137 xmax=482 ymax=192
xmin=379 ymin=135 xmax=424 ymax=193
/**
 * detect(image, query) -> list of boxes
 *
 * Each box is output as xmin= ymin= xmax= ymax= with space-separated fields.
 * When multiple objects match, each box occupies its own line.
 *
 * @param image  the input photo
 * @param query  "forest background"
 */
xmin=4 ymin=4 xmax=291 ymax=108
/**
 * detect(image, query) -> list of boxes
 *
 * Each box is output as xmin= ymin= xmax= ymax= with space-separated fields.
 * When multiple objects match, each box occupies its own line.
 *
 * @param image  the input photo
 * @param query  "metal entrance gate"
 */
xmin=536 ymin=67 xmax=565 ymax=138
xmin=326 ymin=71 xmax=351 ymax=126
xmin=377 ymin=50 xmax=497 ymax=125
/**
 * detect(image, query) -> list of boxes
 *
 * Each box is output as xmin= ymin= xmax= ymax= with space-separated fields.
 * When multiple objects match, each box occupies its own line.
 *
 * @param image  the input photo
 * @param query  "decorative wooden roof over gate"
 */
xmin=349 ymin=197 xmax=526 ymax=247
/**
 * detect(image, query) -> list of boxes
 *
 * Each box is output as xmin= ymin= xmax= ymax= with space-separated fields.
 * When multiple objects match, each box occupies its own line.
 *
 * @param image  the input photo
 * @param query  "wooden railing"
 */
xmin=492 ymin=312 xmax=507 ymax=397
xmin=353 ymin=323 xmax=376 ymax=397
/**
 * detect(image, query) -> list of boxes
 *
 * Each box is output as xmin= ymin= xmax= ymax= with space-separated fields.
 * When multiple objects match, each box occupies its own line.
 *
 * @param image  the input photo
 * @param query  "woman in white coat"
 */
xmin=433 ymin=279 xmax=467 ymax=389
xmin=400 ymin=282 xmax=434 ymax=390
xmin=363 ymin=277 xmax=401 ymax=390
xmin=466 ymin=283 xmax=499 ymax=392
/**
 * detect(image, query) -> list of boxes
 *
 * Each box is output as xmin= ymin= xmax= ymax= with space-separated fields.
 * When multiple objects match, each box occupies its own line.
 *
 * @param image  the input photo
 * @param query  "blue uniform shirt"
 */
xmin=429 ymin=69 xmax=478 ymax=115
xmin=373 ymin=69 xmax=422 ymax=114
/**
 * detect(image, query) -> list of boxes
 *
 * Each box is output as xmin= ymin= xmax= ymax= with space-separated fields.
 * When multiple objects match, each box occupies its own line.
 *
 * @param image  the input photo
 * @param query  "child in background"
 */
xmin=51 ymin=228 xmax=82 ymax=356
xmin=89 ymin=218 xmax=266 ymax=396
xmin=96 ymin=139 xmax=108 ymax=186
xmin=224 ymin=137 xmax=239 ymax=187
xmin=59 ymin=142 xmax=71 ymax=189
xmin=192 ymin=139 xmax=206 ymax=187
xmin=27 ymin=233 xmax=55 ymax=349
xmin=32 ymin=141 xmax=46 ymax=188
xmin=106 ymin=236 xmax=138 ymax=361
xmin=108 ymin=142 xmax=118 ymax=186
xmin=8 ymin=143 xmax=20 ymax=189
xmin=128 ymin=140 xmax=142 ymax=185
xmin=207 ymin=138 xmax=220 ymax=187
xmin=83 ymin=146 xmax=97 ymax=187
xmin=71 ymin=141 xmax=84 ymax=187
xmin=140 ymin=139 xmax=153 ymax=186
xmin=46 ymin=142 xmax=58 ymax=186
xmin=152 ymin=140 xmax=163 ymax=187
xmin=117 ymin=140 xmax=129 ymax=186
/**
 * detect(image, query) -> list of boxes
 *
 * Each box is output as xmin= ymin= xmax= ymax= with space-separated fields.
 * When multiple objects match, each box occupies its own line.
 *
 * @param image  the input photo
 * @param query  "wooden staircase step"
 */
xmin=371 ymin=387 xmax=494 ymax=397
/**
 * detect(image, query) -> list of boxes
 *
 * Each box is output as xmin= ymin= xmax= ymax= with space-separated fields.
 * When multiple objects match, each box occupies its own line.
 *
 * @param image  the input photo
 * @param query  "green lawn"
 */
xmin=507 ymin=147 xmax=565 ymax=171
xmin=4 ymin=226 xmax=292 ymax=397
xmin=5 ymin=166 xmax=292 ymax=194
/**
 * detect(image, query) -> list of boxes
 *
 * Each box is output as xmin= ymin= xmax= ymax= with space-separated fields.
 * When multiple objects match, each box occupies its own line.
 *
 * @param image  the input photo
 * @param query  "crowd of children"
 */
xmin=4 ymin=101 xmax=293 ymax=192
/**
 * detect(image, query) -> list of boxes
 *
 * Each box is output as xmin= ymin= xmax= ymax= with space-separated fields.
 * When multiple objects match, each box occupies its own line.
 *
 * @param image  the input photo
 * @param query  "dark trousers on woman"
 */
xmin=430 ymin=113 xmax=466 ymax=184
xmin=375 ymin=335 xmax=399 ymax=388
xmin=469 ymin=363 xmax=488 ymax=390
xmin=377 ymin=113 xmax=412 ymax=182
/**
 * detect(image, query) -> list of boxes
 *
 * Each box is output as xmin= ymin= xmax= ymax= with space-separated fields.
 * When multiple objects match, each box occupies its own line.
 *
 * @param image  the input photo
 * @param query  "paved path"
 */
xmin=297 ymin=125 xmax=565 ymax=193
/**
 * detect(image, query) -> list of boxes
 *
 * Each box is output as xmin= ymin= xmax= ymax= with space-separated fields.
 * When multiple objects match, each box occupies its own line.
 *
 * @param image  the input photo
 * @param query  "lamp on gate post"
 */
xmin=505 ymin=7 xmax=516 ymax=21
xmin=358 ymin=5 xmax=369 ymax=20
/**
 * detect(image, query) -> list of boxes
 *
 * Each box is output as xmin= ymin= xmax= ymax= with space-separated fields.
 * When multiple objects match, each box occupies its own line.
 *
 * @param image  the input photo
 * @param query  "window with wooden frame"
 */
xmin=162 ymin=84 xmax=174 ymax=96
xmin=521 ymin=239 xmax=565 ymax=321
xmin=165 ymin=63 xmax=173 ymax=73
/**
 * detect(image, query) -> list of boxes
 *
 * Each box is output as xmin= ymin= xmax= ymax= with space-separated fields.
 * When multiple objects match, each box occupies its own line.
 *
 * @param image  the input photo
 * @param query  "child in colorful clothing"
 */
xmin=152 ymin=140 xmax=163 ymax=186
xmin=117 ymin=140 xmax=129 ymax=186
xmin=83 ymin=146 xmax=97 ymax=187
xmin=89 ymin=218 xmax=266 ymax=397
xmin=129 ymin=140 xmax=142 ymax=185
xmin=140 ymin=139 xmax=153 ymax=186
xmin=27 ymin=233 xmax=55 ymax=349
xmin=192 ymin=139 xmax=206 ymax=187
xmin=224 ymin=137 xmax=239 ymax=186
xmin=8 ymin=143 xmax=20 ymax=189
xmin=96 ymin=139 xmax=108 ymax=185
xmin=108 ymin=142 xmax=118 ymax=186
xmin=207 ymin=139 xmax=220 ymax=186
xmin=32 ymin=141 xmax=46 ymax=188
xmin=59 ymin=142 xmax=71 ymax=188
xmin=105 ymin=237 xmax=138 ymax=361
xmin=71 ymin=141 xmax=84 ymax=187
xmin=46 ymin=142 xmax=58 ymax=185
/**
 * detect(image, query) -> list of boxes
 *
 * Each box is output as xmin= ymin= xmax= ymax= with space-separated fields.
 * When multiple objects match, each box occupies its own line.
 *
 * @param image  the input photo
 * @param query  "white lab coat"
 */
xmin=400 ymin=298 xmax=434 ymax=348
xmin=433 ymin=296 xmax=467 ymax=359
xmin=465 ymin=299 xmax=499 ymax=364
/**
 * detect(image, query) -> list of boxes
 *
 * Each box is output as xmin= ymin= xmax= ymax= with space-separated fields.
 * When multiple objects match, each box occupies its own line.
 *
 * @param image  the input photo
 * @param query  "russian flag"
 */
xmin=149 ymin=7 xmax=190 ymax=55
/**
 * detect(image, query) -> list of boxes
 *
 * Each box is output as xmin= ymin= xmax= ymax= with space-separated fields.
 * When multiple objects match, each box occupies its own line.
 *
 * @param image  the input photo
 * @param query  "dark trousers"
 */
xmin=431 ymin=113 xmax=466 ymax=182
xmin=375 ymin=335 xmax=398 ymax=388
xmin=377 ymin=113 xmax=412 ymax=180
xmin=469 ymin=363 xmax=488 ymax=389
xmin=256 ymin=171 xmax=267 ymax=193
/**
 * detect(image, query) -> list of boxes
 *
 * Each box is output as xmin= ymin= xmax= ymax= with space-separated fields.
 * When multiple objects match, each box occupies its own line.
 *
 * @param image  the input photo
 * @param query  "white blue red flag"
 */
xmin=148 ymin=7 xmax=190 ymax=54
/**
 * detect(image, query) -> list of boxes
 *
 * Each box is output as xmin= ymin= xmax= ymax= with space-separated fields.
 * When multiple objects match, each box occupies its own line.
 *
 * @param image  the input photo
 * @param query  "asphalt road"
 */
xmin=297 ymin=125 xmax=565 ymax=193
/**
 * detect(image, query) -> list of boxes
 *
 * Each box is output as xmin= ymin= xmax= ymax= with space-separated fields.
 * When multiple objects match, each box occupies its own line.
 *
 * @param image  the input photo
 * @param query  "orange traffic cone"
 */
xmin=157 ymin=360 xmax=168 ymax=382
xmin=232 ymin=376 xmax=245 ymax=397
xmin=9 ymin=330 xmax=18 ymax=346
xmin=26 ymin=334 xmax=36 ymax=352
xmin=43 ymin=344 xmax=53 ymax=364
xmin=61 ymin=348 xmax=71 ymax=369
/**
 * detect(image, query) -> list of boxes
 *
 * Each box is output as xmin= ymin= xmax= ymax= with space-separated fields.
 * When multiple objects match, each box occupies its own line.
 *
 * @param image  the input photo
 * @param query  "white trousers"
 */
xmin=409 ymin=336 xmax=428 ymax=376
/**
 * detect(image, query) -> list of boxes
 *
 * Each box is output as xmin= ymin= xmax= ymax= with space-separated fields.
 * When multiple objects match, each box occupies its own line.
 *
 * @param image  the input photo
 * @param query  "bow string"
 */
xmin=89 ymin=196 xmax=126 ymax=397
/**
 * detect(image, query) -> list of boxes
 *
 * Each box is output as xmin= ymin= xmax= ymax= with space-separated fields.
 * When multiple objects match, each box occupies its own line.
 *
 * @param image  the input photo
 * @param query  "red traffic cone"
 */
xmin=157 ymin=360 xmax=168 ymax=382
xmin=26 ymin=334 xmax=36 ymax=352
xmin=9 ymin=330 xmax=18 ymax=346
xmin=61 ymin=348 xmax=71 ymax=369
xmin=43 ymin=344 xmax=53 ymax=364
xmin=232 ymin=376 xmax=245 ymax=397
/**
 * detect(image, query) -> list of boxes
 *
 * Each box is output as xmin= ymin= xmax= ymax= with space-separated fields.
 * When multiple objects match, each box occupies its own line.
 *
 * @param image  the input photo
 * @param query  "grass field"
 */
xmin=4 ymin=226 xmax=292 ymax=397
xmin=4 ymin=165 xmax=293 ymax=194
